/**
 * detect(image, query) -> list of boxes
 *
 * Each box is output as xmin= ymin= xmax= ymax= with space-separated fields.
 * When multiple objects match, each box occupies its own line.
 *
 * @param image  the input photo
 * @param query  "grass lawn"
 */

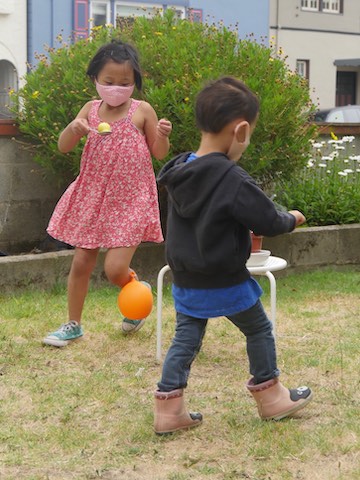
xmin=0 ymin=267 xmax=359 ymax=480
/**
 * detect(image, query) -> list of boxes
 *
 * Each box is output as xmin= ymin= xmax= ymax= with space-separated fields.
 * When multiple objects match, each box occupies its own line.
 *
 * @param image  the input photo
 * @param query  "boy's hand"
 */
xmin=289 ymin=210 xmax=306 ymax=226
xmin=157 ymin=118 xmax=172 ymax=138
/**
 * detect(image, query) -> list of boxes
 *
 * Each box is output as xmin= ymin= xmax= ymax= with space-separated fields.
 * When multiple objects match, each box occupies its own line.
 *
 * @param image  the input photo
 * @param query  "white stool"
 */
xmin=156 ymin=256 xmax=287 ymax=362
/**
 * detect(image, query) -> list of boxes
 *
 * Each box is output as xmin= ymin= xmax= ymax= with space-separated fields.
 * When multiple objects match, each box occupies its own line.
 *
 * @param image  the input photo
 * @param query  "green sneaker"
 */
xmin=121 ymin=281 xmax=150 ymax=334
xmin=122 ymin=318 xmax=146 ymax=334
xmin=43 ymin=321 xmax=83 ymax=347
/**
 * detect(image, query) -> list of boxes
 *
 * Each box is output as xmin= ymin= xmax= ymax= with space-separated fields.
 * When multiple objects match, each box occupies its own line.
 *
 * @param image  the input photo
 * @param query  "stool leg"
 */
xmin=265 ymin=271 xmax=276 ymax=337
xmin=156 ymin=265 xmax=171 ymax=362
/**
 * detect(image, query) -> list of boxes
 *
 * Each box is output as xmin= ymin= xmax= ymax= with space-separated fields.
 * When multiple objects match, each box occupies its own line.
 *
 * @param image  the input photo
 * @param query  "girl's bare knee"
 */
xmin=70 ymin=249 xmax=98 ymax=277
xmin=104 ymin=247 xmax=137 ymax=287
xmin=105 ymin=266 xmax=130 ymax=287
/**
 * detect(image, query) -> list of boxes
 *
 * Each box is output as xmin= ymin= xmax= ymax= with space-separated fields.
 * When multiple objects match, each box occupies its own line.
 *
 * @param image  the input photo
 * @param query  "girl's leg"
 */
xmin=158 ymin=312 xmax=208 ymax=392
xmin=104 ymin=246 xmax=147 ymax=334
xmin=104 ymin=246 xmax=137 ymax=287
xmin=227 ymin=300 xmax=279 ymax=384
xmin=68 ymin=247 xmax=99 ymax=323
xmin=43 ymin=247 xmax=99 ymax=347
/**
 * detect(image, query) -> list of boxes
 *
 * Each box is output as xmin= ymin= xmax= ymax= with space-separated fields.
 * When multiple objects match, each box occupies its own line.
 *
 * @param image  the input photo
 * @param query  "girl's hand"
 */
xmin=157 ymin=119 xmax=172 ymax=138
xmin=69 ymin=118 xmax=91 ymax=137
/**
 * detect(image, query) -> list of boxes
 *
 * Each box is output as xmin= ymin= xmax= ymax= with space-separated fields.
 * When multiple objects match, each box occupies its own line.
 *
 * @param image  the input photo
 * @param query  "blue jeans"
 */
xmin=158 ymin=299 xmax=279 ymax=392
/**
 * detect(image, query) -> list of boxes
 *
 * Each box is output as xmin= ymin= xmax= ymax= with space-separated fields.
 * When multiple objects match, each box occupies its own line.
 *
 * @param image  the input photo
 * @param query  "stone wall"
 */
xmin=0 ymin=128 xmax=64 ymax=253
xmin=0 ymin=224 xmax=359 ymax=291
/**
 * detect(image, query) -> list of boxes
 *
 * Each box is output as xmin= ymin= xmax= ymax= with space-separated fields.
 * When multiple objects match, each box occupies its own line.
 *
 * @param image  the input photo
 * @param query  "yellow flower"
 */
xmin=32 ymin=91 xmax=40 ymax=98
xmin=330 ymin=132 xmax=338 ymax=141
xmin=184 ymin=97 xmax=189 ymax=102
xmin=154 ymin=31 xmax=163 ymax=36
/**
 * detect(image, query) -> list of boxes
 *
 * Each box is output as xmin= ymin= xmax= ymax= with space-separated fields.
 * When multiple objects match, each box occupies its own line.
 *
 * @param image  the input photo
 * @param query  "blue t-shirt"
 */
xmin=172 ymin=279 xmax=263 ymax=319
xmin=172 ymin=152 xmax=263 ymax=319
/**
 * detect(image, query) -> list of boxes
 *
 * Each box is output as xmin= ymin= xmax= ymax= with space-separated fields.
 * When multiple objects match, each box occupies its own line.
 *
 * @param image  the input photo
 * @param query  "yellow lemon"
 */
xmin=98 ymin=122 xmax=111 ymax=133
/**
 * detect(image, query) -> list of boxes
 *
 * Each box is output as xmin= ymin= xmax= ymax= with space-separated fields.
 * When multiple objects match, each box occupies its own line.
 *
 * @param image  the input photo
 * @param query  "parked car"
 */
xmin=313 ymin=105 xmax=360 ymax=123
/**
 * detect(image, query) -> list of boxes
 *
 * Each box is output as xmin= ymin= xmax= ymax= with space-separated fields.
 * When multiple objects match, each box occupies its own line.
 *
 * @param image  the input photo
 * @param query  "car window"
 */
xmin=314 ymin=110 xmax=330 ymax=122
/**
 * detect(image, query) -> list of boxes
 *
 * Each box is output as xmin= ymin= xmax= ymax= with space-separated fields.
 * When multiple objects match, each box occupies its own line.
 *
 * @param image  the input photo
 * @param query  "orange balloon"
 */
xmin=117 ymin=279 xmax=153 ymax=320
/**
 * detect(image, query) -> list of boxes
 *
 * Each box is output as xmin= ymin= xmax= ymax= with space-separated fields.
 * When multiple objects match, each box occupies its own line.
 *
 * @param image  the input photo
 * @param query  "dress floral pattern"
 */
xmin=47 ymin=99 xmax=164 ymax=248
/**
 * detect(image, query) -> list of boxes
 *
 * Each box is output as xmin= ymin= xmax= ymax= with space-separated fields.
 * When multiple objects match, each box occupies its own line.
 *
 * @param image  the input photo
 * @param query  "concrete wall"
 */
xmin=0 ymin=224 xmax=359 ymax=291
xmin=0 ymin=135 xmax=64 ymax=253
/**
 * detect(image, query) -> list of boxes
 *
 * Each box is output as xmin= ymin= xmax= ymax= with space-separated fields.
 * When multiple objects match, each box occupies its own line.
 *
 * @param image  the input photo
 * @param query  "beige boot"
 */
xmin=154 ymin=389 xmax=203 ymax=435
xmin=246 ymin=377 xmax=313 ymax=420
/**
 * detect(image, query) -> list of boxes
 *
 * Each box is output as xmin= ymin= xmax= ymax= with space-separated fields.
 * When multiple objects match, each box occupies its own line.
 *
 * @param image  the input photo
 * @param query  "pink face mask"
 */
xmin=95 ymin=81 xmax=134 ymax=107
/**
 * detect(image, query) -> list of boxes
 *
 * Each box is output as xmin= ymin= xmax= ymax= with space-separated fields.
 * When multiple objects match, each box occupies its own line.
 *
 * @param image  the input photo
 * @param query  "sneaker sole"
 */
xmin=42 ymin=336 xmax=83 ymax=348
xmin=122 ymin=319 xmax=145 ymax=334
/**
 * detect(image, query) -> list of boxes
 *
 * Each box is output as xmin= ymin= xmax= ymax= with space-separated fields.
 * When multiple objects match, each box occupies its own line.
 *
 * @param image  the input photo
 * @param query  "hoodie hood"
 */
xmin=157 ymin=152 xmax=235 ymax=218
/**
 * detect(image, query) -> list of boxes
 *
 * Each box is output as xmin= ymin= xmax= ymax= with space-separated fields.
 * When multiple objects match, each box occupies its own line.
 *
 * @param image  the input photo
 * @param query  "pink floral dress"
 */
xmin=47 ymin=99 xmax=164 ymax=248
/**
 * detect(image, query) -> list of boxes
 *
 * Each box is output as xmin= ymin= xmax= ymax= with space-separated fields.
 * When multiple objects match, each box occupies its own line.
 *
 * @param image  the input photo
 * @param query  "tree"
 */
xmin=13 ymin=10 xmax=317 ymax=189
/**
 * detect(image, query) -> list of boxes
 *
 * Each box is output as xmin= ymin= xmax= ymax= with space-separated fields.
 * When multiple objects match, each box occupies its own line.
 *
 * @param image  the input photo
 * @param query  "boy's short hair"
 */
xmin=195 ymin=76 xmax=259 ymax=133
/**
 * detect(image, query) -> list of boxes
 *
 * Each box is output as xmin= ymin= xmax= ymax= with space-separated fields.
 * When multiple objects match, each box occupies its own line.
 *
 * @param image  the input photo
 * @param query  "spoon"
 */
xmin=90 ymin=127 xmax=112 ymax=136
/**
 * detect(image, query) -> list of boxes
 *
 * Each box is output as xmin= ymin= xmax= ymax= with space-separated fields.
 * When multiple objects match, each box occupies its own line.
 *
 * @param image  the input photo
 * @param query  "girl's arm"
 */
xmin=58 ymin=102 xmax=92 ymax=153
xmin=141 ymin=102 xmax=172 ymax=160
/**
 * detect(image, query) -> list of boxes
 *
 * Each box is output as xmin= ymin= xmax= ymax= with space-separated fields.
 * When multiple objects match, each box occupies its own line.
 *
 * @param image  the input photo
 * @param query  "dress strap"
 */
xmin=89 ymin=100 xmax=102 ymax=127
xmin=127 ymin=99 xmax=141 ymax=118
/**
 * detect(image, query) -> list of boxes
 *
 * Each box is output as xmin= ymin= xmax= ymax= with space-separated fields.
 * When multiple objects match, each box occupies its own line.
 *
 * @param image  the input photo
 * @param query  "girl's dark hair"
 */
xmin=195 ymin=76 xmax=259 ymax=133
xmin=86 ymin=40 xmax=142 ymax=90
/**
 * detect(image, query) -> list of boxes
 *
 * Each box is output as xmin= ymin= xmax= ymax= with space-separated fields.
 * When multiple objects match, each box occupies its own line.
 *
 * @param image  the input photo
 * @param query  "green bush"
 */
xmin=274 ymin=135 xmax=360 ymax=225
xmin=12 ymin=10 xmax=317 ymax=187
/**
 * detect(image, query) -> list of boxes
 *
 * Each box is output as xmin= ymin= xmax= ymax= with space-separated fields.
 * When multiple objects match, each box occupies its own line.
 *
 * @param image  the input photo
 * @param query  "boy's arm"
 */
xmin=58 ymin=101 xmax=92 ymax=153
xmin=232 ymin=176 xmax=304 ymax=236
xmin=288 ymin=210 xmax=306 ymax=227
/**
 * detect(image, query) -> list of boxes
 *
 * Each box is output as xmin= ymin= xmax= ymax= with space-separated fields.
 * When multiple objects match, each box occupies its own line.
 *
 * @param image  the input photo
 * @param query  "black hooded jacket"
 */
xmin=157 ymin=152 xmax=296 ymax=289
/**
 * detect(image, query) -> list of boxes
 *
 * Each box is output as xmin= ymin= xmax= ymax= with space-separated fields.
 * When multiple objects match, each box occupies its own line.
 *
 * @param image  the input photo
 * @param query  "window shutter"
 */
xmin=74 ymin=0 xmax=89 ymax=39
xmin=189 ymin=8 xmax=203 ymax=23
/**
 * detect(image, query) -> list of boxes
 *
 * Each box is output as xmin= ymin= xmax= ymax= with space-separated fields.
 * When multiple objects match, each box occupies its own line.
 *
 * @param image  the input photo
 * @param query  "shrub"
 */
xmin=12 ymin=10 xmax=317 ymax=187
xmin=274 ymin=135 xmax=360 ymax=225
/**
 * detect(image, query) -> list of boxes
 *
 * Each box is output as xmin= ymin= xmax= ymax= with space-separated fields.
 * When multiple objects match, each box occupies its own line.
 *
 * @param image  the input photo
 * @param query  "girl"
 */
xmin=43 ymin=40 xmax=172 ymax=347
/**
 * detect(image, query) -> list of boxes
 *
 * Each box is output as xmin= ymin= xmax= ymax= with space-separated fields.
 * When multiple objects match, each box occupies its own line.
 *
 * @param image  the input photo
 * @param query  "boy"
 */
xmin=154 ymin=76 xmax=312 ymax=435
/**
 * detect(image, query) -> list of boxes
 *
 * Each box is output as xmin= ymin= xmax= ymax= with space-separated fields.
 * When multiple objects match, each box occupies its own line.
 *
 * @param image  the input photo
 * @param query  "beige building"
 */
xmin=270 ymin=0 xmax=360 ymax=109
xmin=0 ymin=0 xmax=27 ymax=118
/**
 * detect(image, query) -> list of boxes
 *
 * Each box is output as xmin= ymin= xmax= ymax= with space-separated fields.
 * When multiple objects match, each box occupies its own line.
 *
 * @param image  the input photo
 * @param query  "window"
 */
xmin=0 ymin=60 xmax=18 ymax=119
xmin=296 ymin=59 xmax=310 ymax=80
xmin=189 ymin=8 xmax=203 ymax=23
xmin=115 ymin=2 xmax=162 ymax=28
xmin=166 ymin=5 xmax=186 ymax=19
xmin=301 ymin=0 xmax=319 ymax=11
xmin=336 ymin=71 xmax=356 ymax=106
xmin=322 ymin=1 xmax=340 ymax=13
xmin=116 ymin=2 xmax=163 ymax=21
xmin=90 ymin=1 xmax=110 ymax=27
xmin=301 ymin=0 xmax=343 ymax=13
